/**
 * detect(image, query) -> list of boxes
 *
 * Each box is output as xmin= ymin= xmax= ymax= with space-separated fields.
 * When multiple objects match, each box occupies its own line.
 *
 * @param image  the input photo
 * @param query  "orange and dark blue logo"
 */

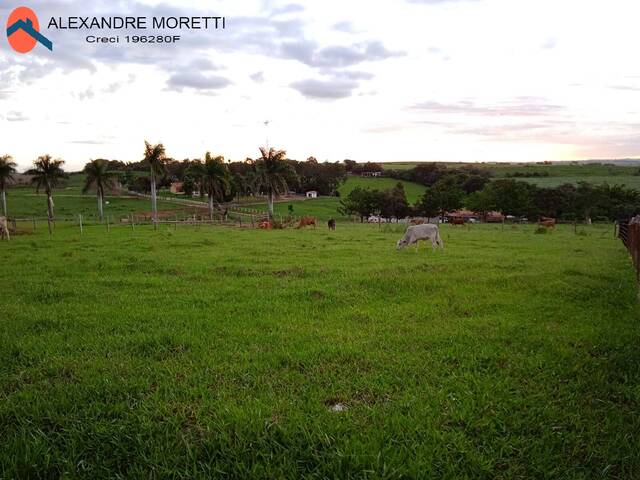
xmin=6 ymin=6 xmax=52 ymax=53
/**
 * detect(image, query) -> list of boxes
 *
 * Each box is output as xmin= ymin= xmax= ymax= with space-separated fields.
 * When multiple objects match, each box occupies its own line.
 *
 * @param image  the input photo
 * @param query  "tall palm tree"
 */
xmin=200 ymin=152 xmax=231 ymax=220
xmin=0 ymin=155 xmax=17 ymax=218
xmin=27 ymin=155 xmax=66 ymax=222
xmin=82 ymin=159 xmax=117 ymax=221
xmin=252 ymin=147 xmax=297 ymax=219
xmin=143 ymin=141 xmax=166 ymax=224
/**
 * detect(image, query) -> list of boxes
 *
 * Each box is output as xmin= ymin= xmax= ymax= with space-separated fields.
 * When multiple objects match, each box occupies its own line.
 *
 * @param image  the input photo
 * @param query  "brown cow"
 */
xmin=0 ymin=216 xmax=9 ymax=241
xmin=450 ymin=217 xmax=466 ymax=226
xmin=327 ymin=218 xmax=336 ymax=230
xmin=538 ymin=216 xmax=556 ymax=228
xmin=297 ymin=216 xmax=316 ymax=229
xmin=410 ymin=218 xmax=425 ymax=225
xmin=258 ymin=220 xmax=272 ymax=229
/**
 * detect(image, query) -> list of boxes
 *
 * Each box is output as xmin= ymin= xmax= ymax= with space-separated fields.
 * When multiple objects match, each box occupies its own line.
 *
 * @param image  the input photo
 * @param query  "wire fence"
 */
xmin=4 ymin=208 xmax=270 ymax=237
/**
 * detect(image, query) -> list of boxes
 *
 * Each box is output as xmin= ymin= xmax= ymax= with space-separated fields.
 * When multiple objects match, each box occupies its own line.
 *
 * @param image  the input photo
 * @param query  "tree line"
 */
xmin=0 ymin=143 xmax=343 ymax=224
xmin=340 ymin=172 xmax=640 ymax=222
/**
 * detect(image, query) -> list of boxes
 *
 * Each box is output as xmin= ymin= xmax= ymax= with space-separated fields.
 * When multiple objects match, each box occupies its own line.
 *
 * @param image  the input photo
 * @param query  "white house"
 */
xmin=306 ymin=191 xmax=318 ymax=199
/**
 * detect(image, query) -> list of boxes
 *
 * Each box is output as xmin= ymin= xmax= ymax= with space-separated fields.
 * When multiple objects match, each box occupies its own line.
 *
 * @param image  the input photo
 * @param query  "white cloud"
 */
xmin=1 ymin=0 xmax=640 ymax=170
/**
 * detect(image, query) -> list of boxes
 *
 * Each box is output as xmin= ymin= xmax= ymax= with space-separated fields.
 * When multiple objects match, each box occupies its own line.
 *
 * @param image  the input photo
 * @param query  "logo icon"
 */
xmin=6 ymin=6 xmax=52 ymax=53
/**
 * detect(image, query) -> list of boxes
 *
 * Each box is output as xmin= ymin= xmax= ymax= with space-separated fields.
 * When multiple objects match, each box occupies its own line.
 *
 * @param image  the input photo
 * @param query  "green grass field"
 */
xmin=517 ymin=175 xmax=640 ymax=189
xmin=2 ymin=223 xmax=639 ymax=478
xmin=338 ymin=176 xmax=426 ymax=203
xmin=380 ymin=161 xmax=640 ymax=189
xmin=242 ymin=177 xmax=427 ymax=221
xmin=6 ymin=191 xmax=184 ymax=220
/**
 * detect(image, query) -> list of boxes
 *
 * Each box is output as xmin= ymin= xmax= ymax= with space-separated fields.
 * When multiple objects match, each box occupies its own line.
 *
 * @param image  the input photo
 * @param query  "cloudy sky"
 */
xmin=1 ymin=0 xmax=640 ymax=171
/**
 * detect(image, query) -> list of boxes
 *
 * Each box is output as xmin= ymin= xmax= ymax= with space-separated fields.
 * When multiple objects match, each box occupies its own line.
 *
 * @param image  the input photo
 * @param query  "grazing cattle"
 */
xmin=328 ymin=218 xmax=336 ymax=230
xmin=396 ymin=224 xmax=444 ymax=251
xmin=0 ymin=216 xmax=9 ymax=241
xmin=538 ymin=216 xmax=556 ymax=228
xmin=449 ymin=217 xmax=466 ymax=226
xmin=410 ymin=218 xmax=425 ymax=225
xmin=297 ymin=216 xmax=316 ymax=229
xmin=258 ymin=220 xmax=272 ymax=229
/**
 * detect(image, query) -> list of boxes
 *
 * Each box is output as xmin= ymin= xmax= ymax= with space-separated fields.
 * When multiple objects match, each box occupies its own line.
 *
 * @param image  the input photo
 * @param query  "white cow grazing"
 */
xmin=396 ymin=223 xmax=443 ymax=251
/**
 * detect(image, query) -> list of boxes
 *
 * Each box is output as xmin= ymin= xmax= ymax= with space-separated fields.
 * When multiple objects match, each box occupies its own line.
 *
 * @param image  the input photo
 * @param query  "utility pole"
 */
xmin=264 ymin=120 xmax=270 ymax=150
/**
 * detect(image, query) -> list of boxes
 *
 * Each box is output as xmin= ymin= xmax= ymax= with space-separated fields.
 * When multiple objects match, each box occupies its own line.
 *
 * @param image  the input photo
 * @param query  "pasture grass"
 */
xmin=338 ymin=177 xmax=426 ymax=203
xmin=1 ymin=223 xmax=639 ymax=478
xmin=5 ymin=191 xmax=183 ymax=220
xmin=517 ymin=175 xmax=640 ymax=189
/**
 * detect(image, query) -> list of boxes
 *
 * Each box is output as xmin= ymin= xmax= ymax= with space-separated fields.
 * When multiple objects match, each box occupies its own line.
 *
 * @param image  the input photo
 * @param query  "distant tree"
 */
xmin=121 ymin=170 xmax=135 ymax=187
xmin=199 ymin=152 xmax=231 ymax=220
xmin=381 ymin=182 xmax=410 ymax=220
xmin=533 ymin=184 xmax=576 ymax=219
xmin=462 ymin=175 xmax=490 ymax=194
xmin=574 ymin=182 xmax=600 ymax=223
xmin=343 ymin=159 xmax=357 ymax=172
xmin=252 ymin=147 xmax=297 ymax=219
xmin=294 ymin=159 xmax=346 ymax=195
xmin=182 ymin=175 xmax=197 ymax=196
xmin=491 ymin=179 xmax=537 ymax=218
xmin=339 ymin=187 xmax=383 ymax=222
xmin=0 ymin=155 xmax=17 ymax=217
xmin=416 ymin=176 xmax=464 ymax=218
xmin=465 ymin=186 xmax=497 ymax=221
xmin=82 ymin=159 xmax=118 ymax=220
xmin=27 ymin=155 xmax=67 ymax=223
xmin=143 ymin=141 xmax=166 ymax=224
xmin=130 ymin=176 xmax=152 ymax=194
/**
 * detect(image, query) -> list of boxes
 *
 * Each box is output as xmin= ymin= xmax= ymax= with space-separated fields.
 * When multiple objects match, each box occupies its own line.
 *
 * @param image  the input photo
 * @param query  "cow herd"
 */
xmin=0 ymin=214 xmax=557 ymax=248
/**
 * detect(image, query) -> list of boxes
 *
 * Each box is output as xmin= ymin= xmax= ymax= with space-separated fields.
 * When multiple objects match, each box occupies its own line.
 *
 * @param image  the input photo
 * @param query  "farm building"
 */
xmin=306 ymin=191 xmax=318 ymax=198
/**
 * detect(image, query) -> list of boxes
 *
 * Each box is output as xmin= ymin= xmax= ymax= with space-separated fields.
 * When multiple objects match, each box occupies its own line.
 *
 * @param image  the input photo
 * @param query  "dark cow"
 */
xmin=327 ymin=218 xmax=336 ymax=230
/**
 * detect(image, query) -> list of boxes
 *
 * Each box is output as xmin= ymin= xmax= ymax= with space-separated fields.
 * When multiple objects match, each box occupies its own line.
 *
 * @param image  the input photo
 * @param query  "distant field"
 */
xmin=517 ymin=175 xmax=640 ymax=189
xmin=6 ymin=191 xmax=185 ymax=219
xmin=380 ymin=162 xmax=640 ymax=190
xmin=2 ymin=223 xmax=639 ymax=477
xmin=381 ymin=162 xmax=640 ymax=177
xmin=338 ymin=176 xmax=426 ymax=203
xmin=246 ymin=177 xmax=427 ymax=220
xmin=380 ymin=162 xmax=421 ymax=170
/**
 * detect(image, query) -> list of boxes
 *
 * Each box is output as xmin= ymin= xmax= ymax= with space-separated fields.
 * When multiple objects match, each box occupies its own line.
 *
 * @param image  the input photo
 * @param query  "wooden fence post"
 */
xmin=79 ymin=214 xmax=83 ymax=235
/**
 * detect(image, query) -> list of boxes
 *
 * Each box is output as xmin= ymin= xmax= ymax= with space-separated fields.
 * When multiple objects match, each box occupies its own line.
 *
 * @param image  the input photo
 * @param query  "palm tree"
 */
xmin=27 ymin=155 xmax=66 ymax=223
xmin=252 ymin=147 xmax=297 ymax=219
xmin=0 ymin=155 xmax=17 ymax=218
xmin=200 ymin=152 xmax=231 ymax=220
xmin=143 ymin=141 xmax=166 ymax=224
xmin=82 ymin=159 xmax=117 ymax=221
